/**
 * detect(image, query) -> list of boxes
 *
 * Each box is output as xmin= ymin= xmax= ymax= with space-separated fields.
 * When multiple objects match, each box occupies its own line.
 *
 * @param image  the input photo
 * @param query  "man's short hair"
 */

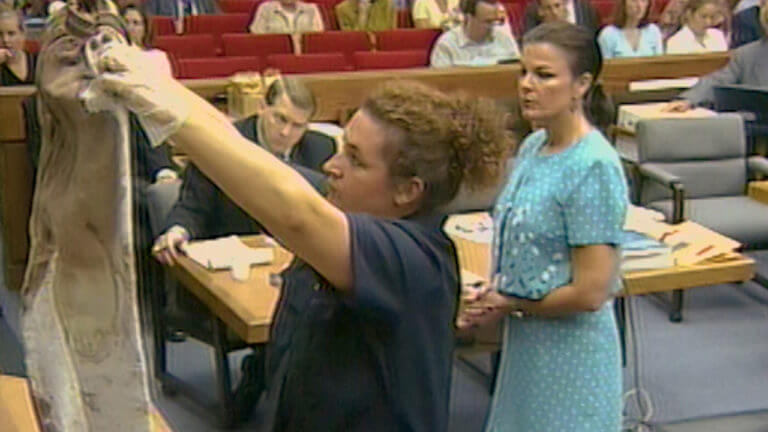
xmin=265 ymin=77 xmax=317 ymax=116
xmin=460 ymin=0 xmax=498 ymax=16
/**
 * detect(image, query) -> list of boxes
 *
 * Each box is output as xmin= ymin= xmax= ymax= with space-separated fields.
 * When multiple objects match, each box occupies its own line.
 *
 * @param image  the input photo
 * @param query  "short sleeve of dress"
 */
xmin=564 ymin=158 xmax=627 ymax=246
xmin=345 ymin=213 xmax=450 ymax=324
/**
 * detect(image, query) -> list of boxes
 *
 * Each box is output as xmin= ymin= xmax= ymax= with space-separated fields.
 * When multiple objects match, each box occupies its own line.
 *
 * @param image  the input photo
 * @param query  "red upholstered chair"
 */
xmin=397 ymin=9 xmax=413 ymax=28
xmin=302 ymin=31 xmax=372 ymax=60
xmin=184 ymin=13 xmax=251 ymax=34
xmin=502 ymin=2 xmax=525 ymax=38
xmin=154 ymin=34 xmax=219 ymax=58
xmin=176 ymin=56 xmax=264 ymax=79
xmin=222 ymin=33 xmax=294 ymax=57
xmin=373 ymin=28 xmax=441 ymax=51
xmin=591 ymin=0 xmax=615 ymax=25
xmin=151 ymin=16 xmax=177 ymax=36
xmin=24 ymin=39 xmax=40 ymax=54
xmin=353 ymin=50 xmax=429 ymax=70
xmin=219 ymin=0 xmax=261 ymax=15
xmin=266 ymin=53 xmax=352 ymax=73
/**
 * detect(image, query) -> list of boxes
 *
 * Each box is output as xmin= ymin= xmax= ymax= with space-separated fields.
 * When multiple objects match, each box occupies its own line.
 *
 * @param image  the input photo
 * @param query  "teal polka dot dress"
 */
xmin=486 ymin=129 xmax=628 ymax=432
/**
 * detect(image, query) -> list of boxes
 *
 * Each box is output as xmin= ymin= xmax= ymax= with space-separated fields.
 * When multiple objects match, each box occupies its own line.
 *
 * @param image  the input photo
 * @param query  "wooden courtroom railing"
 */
xmin=0 ymin=52 xmax=731 ymax=291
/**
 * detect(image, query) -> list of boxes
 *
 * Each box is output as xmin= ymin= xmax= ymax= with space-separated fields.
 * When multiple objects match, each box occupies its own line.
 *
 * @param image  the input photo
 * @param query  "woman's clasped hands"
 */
xmin=456 ymin=279 xmax=520 ymax=331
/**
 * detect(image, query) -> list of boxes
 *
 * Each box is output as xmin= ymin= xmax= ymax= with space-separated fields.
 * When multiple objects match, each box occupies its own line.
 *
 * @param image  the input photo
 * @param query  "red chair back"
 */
xmin=353 ymin=50 xmax=429 ymax=70
xmin=591 ymin=0 xmax=615 ymax=25
xmin=184 ymin=13 xmax=251 ymax=34
xmin=24 ymin=39 xmax=40 ymax=54
xmin=154 ymin=34 xmax=219 ymax=58
xmin=266 ymin=53 xmax=352 ymax=73
xmin=222 ymin=33 xmax=294 ymax=57
xmin=302 ymin=31 xmax=372 ymax=59
xmin=219 ymin=0 xmax=261 ymax=15
xmin=176 ymin=56 xmax=264 ymax=79
xmin=151 ymin=16 xmax=177 ymax=36
xmin=397 ymin=9 xmax=413 ymax=28
xmin=374 ymin=29 xmax=441 ymax=51
xmin=502 ymin=2 xmax=525 ymax=38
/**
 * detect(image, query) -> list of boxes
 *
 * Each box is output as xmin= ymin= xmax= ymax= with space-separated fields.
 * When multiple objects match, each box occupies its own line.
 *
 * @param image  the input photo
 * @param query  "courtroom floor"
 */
xmin=2 ymin=307 xmax=768 ymax=431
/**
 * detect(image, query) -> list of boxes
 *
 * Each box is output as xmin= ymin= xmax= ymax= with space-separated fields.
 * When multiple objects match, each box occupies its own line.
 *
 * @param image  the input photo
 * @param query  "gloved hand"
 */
xmin=80 ymin=42 xmax=191 ymax=147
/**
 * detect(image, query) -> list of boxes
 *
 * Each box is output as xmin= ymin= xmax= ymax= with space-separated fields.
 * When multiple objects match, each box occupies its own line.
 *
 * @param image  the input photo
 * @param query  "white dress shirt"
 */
xmin=666 ymin=26 xmax=728 ymax=54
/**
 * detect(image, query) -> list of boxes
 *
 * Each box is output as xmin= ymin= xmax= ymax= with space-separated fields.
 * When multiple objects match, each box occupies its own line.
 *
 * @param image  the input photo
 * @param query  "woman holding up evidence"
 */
xmin=460 ymin=22 xmax=628 ymax=431
xmin=90 ymin=41 xmax=511 ymax=431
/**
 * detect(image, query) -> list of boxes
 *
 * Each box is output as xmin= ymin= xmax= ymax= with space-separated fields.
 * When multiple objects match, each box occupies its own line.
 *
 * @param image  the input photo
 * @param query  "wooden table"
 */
xmin=169 ymin=236 xmax=293 ymax=344
xmin=748 ymin=180 xmax=768 ymax=205
xmin=0 ymin=375 xmax=172 ymax=432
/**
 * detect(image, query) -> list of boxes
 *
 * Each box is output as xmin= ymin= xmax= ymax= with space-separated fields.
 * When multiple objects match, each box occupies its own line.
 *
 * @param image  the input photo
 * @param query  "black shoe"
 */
xmin=232 ymin=349 xmax=266 ymax=424
xmin=166 ymin=329 xmax=188 ymax=343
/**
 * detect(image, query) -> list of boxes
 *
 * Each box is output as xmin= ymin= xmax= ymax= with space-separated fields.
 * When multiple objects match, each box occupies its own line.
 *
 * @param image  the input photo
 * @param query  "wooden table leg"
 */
xmin=212 ymin=316 xmax=235 ymax=428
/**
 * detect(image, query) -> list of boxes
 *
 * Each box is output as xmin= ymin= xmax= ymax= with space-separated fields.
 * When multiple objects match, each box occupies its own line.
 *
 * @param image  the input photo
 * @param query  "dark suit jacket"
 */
xmin=523 ymin=0 xmax=601 ymax=37
xmin=163 ymin=116 xmax=336 ymax=239
xmin=731 ymin=6 xmax=765 ymax=49
xmin=143 ymin=0 xmax=220 ymax=16
xmin=681 ymin=39 xmax=768 ymax=107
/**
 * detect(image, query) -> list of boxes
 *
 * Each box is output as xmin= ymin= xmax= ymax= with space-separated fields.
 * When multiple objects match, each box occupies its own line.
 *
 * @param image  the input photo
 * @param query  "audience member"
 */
xmin=430 ymin=0 xmax=520 ymax=67
xmin=143 ymin=0 xmax=219 ymax=17
xmin=523 ymin=0 xmax=601 ymax=36
xmin=0 ymin=6 xmax=34 ymax=86
xmin=734 ymin=0 xmax=759 ymax=14
xmin=667 ymin=0 xmax=728 ymax=53
xmin=412 ymin=0 xmax=461 ymax=29
xmin=335 ymin=0 xmax=396 ymax=31
xmin=732 ymin=0 xmax=765 ymax=46
xmin=598 ymin=0 xmax=663 ymax=58
xmin=121 ymin=3 xmax=172 ymax=77
xmin=249 ymin=0 xmax=324 ymax=34
xmin=665 ymin=1 xmax=768 ymax=110
xmin=460 ymin=22 xmax=626 ymax=432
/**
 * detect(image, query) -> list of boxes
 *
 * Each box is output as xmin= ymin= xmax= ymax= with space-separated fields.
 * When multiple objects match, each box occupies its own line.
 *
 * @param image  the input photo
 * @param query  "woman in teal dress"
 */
xmin=459 ymin=22 xmax=629 ymax=431
xmin=597 ymin=0 xmax=663 ymax=58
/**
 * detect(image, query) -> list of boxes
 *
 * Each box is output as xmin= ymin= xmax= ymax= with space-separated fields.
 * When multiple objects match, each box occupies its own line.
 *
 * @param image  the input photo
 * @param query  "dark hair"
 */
xmin=120 ymin=3 xmax=154 ymax=48
xmin=361 ymin=80 xmax=514 ymax=212
xmin=523 ymin=22 xmax=614 ymax=130
xmin=682 ymin=0 xmax=726 ymax=23
xmin=613 ymin=0 xmax=652 ymax=27
xmin=265 ymin=76 xmax=317 ymax=116
xmin=460 ymin=0 xmax=499 ymax=16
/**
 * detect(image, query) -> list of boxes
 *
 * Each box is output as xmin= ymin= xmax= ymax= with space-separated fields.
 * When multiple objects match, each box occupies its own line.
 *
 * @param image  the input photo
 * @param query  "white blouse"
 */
xmin=666 ymin=26 xmax=728 ymax=54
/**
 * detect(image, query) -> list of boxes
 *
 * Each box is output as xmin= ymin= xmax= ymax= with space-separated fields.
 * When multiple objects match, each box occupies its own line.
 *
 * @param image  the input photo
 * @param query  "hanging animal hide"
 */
xmin=20 ymin=1 xmax=153 ymax=430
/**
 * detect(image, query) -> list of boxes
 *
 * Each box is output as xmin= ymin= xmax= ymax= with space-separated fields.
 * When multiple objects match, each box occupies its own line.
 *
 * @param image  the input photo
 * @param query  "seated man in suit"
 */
xmin=523 ymin=0 xmax=600 ymax=36
xmin=144 ymin=0 xmax=219 ymax=16
xmin=732 ymin=0 xmax=766 ymax=47
xmin=154 ymin=77 xmax=335 ymax=262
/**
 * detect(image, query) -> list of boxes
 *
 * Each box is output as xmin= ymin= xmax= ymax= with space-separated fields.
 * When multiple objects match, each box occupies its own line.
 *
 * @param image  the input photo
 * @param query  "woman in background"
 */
xmin=597 ymin=0 xmax=663 ymax=58
xmin=335 ymin=0 xmax=396 ymax=31
xmin=121 ymin=3 xmax=172 ymax=77
xmin=412 ymin=0 xmax=461 ymax=29
xmin=0 ymin=6 xmax=35 ymax=86
xmin=667 ymin=0 xmax=729 ymax=53
xmin=460 ymin=22 xmax=627 ymax=431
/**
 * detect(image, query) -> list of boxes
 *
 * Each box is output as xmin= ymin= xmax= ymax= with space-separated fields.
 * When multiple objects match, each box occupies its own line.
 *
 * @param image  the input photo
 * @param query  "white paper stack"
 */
xmin=183 ymin=236 xmax=274 ymax=281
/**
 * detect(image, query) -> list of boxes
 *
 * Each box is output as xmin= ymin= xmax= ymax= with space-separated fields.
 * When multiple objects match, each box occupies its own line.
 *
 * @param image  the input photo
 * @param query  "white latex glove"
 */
xmin=81 ymin=42 xmax=191 ymax=147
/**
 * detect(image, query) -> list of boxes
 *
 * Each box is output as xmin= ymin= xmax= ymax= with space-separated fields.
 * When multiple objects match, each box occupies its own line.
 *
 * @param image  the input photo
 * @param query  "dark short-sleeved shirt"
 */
xmin=0 ymin=52 xmax=36 ymax=86
xmin=270 ymin=212 xmax=459 ymax=432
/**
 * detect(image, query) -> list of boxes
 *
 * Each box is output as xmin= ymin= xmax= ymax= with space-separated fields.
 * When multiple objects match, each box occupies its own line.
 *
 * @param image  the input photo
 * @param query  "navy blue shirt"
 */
xmin=270 ymin=212 xmax=459 ymax=432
